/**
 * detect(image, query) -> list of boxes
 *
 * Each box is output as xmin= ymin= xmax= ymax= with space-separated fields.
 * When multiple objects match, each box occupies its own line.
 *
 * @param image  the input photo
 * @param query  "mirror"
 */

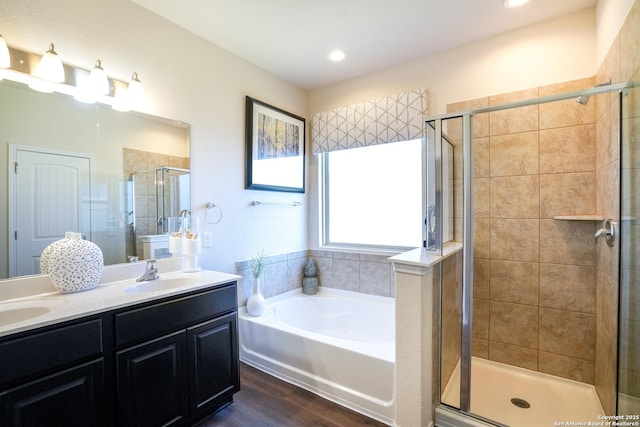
xmin=0 ymin=79 xmax=190 ymax=279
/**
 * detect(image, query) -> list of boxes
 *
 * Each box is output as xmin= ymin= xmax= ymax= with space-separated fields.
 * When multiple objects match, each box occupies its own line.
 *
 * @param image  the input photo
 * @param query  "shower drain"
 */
xmin=510 ymin=398 xmax=531 ymax=409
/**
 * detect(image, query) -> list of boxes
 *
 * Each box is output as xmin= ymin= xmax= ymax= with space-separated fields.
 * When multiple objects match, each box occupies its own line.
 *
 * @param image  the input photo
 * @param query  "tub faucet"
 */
xmin=137 ymin=259 xmax=160 ymax=281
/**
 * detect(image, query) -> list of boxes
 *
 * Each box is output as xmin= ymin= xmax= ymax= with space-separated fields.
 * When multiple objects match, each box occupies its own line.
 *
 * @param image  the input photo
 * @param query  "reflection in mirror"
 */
xmin=128 ymin=164 xmax=190 ymax=259
xmin=1 ymin=79 xmax=189 ymax=279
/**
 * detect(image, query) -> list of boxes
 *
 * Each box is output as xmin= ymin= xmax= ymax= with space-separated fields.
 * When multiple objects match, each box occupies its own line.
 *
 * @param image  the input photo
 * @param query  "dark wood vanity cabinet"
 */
xmin=0 ymin=318 xmax=108 ymax=426
xmin=115 ymin=283 xmax=239 ymax=426
xmin=0 ymin=281 xmax=239 ymax=427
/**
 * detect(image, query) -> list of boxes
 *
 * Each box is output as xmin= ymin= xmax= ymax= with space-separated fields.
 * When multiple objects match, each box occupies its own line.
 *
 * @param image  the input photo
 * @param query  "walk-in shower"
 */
xmin=425 ymin=78 xmax=637 ymax=427
xmin=128 ymin=166 xmax=190 ymax=256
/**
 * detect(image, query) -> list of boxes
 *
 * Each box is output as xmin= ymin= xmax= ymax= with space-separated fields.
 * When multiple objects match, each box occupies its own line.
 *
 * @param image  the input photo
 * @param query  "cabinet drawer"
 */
xmin=115 ymin=283 xmax=236 ymax=347
xmin=0 ymin=319 xmax=103 ymax=386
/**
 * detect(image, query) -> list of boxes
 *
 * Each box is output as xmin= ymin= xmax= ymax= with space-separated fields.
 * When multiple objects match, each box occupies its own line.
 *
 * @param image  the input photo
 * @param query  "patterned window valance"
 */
xmin=311 ymin=89 xmax=427 ymax=154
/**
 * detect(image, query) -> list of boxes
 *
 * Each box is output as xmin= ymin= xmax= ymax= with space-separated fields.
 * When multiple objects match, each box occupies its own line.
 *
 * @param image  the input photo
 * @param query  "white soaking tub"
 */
xmin=239 ymin=287 xmax=395 ymax=425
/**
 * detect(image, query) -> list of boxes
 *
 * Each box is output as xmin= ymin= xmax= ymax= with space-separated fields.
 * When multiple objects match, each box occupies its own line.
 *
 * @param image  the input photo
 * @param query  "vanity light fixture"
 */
xmin=127 ymin=72 xmax=144 ymax=105
xmin=75 ymin=59 xmax=111 ymax=103
xmin=0 ymin=35 xmax=10 ymax=69
xmin=328 ymin=49 xmax=347 ymax=62
xmin=0 ymin=35 xmax=147 ymax=111
xmin=29 ymin=43 xmax=65 ymax=93
xmin=503 ymin=0 xmax=530 ymax=8
xmin=112 ymin=73 xmax=143 ymax=112
xmin=89 ymin=60 xmax=110 ymax=96
xmin=33 ymin=43 xmax=65 ymax=83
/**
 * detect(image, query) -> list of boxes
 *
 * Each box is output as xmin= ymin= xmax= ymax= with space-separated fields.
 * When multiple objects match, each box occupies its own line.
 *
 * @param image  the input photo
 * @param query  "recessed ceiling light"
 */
xmin=504 ymin=0 xmax=530 ymax=8
xmin=328 ymin=49 xmax=347 ymax=62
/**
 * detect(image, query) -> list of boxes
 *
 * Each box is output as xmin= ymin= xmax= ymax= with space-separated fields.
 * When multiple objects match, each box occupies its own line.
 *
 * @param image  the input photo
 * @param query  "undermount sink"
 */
xmin=0 ymin=299 xmax=67 ymax=327
xmin=123 ymin=277 xmax=199 ymax=294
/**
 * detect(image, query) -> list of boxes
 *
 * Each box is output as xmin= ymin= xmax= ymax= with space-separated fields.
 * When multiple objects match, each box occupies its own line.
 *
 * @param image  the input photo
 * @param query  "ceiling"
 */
xmin=131 ymin=0 xmax=597 ymax=89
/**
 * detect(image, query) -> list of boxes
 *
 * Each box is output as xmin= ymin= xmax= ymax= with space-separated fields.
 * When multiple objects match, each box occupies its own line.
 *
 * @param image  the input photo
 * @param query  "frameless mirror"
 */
xmin=0 ymin=79 xmax=190 ymax=279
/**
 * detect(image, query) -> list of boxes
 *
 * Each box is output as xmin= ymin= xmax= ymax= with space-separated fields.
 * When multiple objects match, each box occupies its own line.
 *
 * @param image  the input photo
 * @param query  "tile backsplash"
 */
xmin=235 ymin=249 xmax=395 ymax=305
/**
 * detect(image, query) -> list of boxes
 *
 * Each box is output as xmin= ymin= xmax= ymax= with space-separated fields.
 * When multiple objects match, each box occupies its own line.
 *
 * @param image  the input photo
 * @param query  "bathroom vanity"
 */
xmin=0 ymin=268 xmax=240 ymax=426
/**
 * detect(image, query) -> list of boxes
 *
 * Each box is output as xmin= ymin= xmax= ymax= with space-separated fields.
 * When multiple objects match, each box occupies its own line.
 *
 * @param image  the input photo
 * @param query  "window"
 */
xmin=322 ymin=139 xmax=423 ymax=250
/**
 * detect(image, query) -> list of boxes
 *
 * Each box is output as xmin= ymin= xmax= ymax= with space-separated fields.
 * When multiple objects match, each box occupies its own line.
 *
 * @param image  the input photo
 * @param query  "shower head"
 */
xmin=575 ymin=95 xmax=590 ymax=105
xmin=575 ymin=80 xmax=612 ymax=105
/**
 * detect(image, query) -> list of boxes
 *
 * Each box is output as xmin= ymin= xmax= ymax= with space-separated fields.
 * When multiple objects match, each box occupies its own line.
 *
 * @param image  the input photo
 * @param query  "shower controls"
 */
xmin=595 ymin=219 xmax=616 ymax=247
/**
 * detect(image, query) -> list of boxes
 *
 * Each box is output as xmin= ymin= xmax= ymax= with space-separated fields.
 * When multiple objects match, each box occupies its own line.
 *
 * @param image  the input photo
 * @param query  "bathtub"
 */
xmin=239 ymin=287 xmax=395 ymax=425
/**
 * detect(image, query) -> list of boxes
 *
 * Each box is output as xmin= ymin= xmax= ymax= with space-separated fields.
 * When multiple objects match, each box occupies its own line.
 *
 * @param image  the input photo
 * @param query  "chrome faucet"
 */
xmin=137 ymin=259 xmax=160 ymax=282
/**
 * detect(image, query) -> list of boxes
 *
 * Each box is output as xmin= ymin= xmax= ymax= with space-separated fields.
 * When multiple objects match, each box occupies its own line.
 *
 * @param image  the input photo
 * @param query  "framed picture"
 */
xmin=245 ymin=96 xmax=305 ymax=193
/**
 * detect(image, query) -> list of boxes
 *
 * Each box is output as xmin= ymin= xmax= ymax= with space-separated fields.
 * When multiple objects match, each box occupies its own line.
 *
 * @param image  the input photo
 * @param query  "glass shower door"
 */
xmin=618 ymin=76 xmax=640 ymax=417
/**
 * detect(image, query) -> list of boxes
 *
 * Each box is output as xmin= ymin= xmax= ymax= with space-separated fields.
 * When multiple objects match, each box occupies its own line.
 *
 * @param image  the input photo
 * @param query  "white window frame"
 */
xmin=319 ymin=140 xmax=424 ymax=252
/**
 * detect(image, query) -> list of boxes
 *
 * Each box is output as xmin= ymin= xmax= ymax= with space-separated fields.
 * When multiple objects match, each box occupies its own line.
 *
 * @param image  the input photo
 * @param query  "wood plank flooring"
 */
xmin=195 ymin=363 xmax=388 ymax=427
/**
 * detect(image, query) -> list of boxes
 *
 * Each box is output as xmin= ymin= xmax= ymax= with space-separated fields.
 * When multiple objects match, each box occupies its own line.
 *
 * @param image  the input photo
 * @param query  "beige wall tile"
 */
xmin=491 ymin=175 xmax=539 ymax=219
xmin=539 ymin=172 xmax=596 ymax=218
xmin=540 ymin=219 xmax=596 ymax=266
xmin=596 ymin=270 xmax=620 ymax=340
xmin=539 ymin=125 xmax=596 ymax=174
xmin=620 ymin=267 xmax=640 ymax=322
xmin=596 ymin=100 xmax=618 ymax=168
xmin=539 ymin=308 xmax=595 ymax=360
xmin=447 ymin=98 xmax=490 ymax=138
xmin=475 ymin=177 xmax=491 ymax=218
xmin=596 ymin=161 xmax=620 ymax=221
xmin=489 ymin=131 xmax=539 ymax=177
xmin=596 ymin=33 xmax=621 ymax=122
xmin=490 ymin=260 xmax=539 ymax=305
xmin=539 ymin=263 xmax=596 ymax=313
xmin=621 ymin=116 xmax=640 ymax=170
xmin=490 ymin=219 xmax=539 ymax=262
xmin=473 ymin=337 xmax=489 ymax=359
xmin=538 ymin=351 xmax=595 ymax=384
xmin=490 ymin=301 xmax=538 ymax=349
xmin=490 ymin=341 xmax=538 ymax=370
xmin=474 ymin=219 xmax=491 ymax=259
xmin=538 ymin=77 xmax=595 ymax=97
xmin=619 ymin=319 xmax=640 ymax=372
xmin=473 ymin=297 xmax=489 ymax=339
xmin=474 ymin=113 xmax=490 ymax=139
xmin=474 ymin=137 xmax=490 ymax=178
xmin=595 ymin=324 xmax=618 ymax=415
xmin=621 ymin=169 xmax=640 ymax=221
xmin=490 ymin=105 xmax=539 ymax=136
xmin=618 ymin=367 xmax=640 ymax=397
xmin=474 ymin=258 xmax=490 ymax=299
xmin=539 ymin=97 xmax=594 ymax=130
xmin=621 ymin=0 xmax=640 ymax=83
xmin=489 ymin=88 xmax=539 ymax=136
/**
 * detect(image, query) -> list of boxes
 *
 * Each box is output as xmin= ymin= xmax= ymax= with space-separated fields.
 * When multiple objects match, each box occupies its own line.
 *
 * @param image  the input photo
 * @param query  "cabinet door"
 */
xmin=117 ymin=331 xmax=188 ymax=427
xmin=187 ymin=312 xmax=239 ymax=418
xmin=0 ymin=359 xmax=106 ymax=427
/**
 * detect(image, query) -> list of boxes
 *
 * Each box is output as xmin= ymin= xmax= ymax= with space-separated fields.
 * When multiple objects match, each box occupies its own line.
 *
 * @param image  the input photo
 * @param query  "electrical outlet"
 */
xmin=203 ymin=231 xmax=213 ymax=248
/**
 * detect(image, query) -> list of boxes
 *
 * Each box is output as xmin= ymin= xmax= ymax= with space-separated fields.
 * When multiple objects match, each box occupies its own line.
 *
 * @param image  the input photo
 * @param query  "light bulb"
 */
xmin=33 ymin=43 xmax=65 ymax=83
xmin=89 ymin=59 xmax=109 ymax=96
xmin=127 ymin=72 xmax=144 ymax=106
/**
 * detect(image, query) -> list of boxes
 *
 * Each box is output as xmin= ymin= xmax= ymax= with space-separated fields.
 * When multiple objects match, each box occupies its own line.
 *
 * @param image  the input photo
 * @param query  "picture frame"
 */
xmin=245 ymin=96 xmax=305 ymax=193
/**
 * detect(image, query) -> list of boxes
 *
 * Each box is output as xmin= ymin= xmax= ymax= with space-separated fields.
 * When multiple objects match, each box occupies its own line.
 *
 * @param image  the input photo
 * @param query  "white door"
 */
xmin=10 ymin=147 xmax=92 ymax=277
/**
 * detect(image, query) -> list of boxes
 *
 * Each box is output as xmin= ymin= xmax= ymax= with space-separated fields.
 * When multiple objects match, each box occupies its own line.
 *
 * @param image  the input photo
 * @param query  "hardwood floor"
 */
xmin=195 ymin=363 xmax=388 ymax=427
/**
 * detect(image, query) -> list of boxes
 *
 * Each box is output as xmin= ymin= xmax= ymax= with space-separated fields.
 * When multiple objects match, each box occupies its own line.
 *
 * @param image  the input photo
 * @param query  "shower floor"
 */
xmin=441 ymin=357 xmax=605 ymax=427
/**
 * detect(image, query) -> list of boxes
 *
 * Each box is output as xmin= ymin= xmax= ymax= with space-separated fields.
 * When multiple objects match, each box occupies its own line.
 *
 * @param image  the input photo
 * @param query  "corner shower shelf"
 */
xmin=553 ymin=215 xmax=604 ymax=221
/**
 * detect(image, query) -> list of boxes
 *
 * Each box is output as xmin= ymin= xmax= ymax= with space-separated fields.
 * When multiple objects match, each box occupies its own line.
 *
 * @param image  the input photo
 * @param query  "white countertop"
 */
xmin=389 ymin=242 xmax=463 ymax=269
xmin=0 ymin=268 xmax=241 ymax=338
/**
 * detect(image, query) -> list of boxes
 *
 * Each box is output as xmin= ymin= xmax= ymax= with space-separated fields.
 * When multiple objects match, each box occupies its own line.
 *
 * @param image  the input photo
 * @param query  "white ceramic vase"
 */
xmin=246 ymin=277 xmax=266 ymax=316
xmin=40 ymin=231 xmax=104 ymax=293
